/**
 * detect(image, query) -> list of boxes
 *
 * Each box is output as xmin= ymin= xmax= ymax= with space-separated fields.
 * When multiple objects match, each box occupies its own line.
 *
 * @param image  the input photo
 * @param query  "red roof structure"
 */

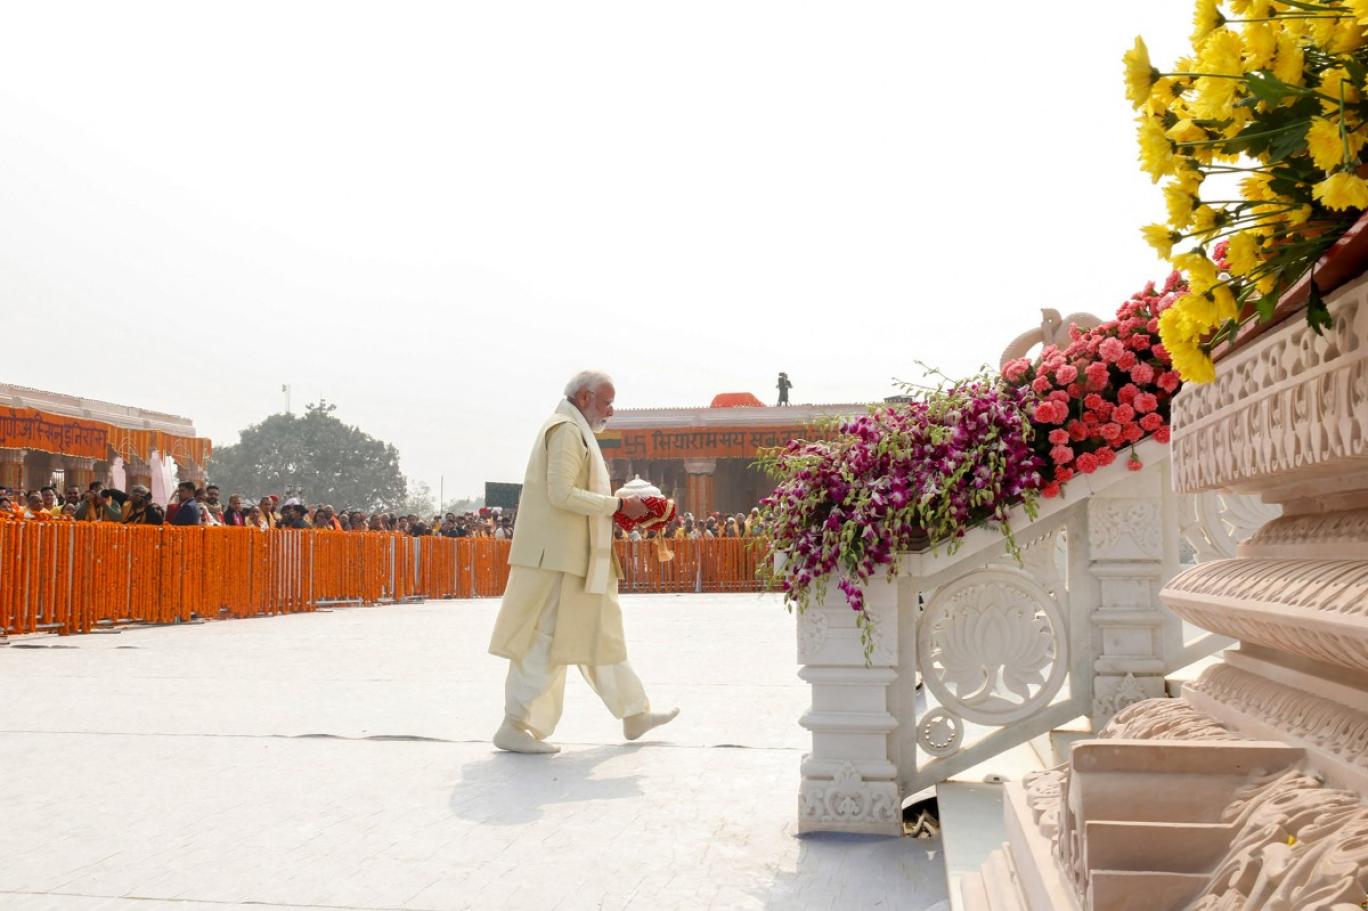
xmin=709 ymin=392 xmax=765 ymax=408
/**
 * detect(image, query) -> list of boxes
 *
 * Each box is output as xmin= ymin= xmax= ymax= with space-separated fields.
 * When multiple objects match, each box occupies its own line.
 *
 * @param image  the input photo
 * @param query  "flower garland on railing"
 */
xmin=1126 ymin=0 xmax=1368 ymax=383
xmin=1002 ymin=273 xmax=1185 ymax=498
xmin=758 ymin=278 xmax=1187 ymax=658
xmin=756 ymin=370 xmax=1045 ymax=655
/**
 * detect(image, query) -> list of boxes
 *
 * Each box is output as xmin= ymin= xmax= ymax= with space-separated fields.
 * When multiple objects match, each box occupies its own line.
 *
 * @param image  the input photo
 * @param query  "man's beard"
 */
xmin=589 ymin=415 xmax=609 ymax=433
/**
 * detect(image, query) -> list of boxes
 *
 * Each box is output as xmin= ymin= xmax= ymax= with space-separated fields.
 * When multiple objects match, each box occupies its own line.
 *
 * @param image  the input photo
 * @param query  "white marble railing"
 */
xmin=795 ymin=439 xmax=1274 ymax=836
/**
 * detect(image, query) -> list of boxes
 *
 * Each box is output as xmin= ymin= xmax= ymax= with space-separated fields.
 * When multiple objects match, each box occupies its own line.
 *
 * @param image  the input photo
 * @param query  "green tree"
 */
xmin=210 ymin=401 xmax=407 ymax=510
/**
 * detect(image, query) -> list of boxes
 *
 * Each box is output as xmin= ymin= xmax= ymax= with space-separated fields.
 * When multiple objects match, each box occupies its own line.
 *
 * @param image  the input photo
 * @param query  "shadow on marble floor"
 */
xmin=447 ymin=743 xmax=644 ymax=826
xmin=756 ymin=831 xmax=951 ymax=910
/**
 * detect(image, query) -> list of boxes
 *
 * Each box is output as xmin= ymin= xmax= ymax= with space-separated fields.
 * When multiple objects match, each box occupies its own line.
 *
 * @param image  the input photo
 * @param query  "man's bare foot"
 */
xmin=623 ymin=708 xmax=680 ymax=741
xmin=493 ymin=719 xmax=559 ymax=754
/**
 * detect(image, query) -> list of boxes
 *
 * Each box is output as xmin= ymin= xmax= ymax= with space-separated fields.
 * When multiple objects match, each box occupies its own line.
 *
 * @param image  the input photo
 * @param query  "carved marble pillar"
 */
xmin=1085 ymin=465 xmax=1181 ymax=727
xmin=796 ymin=570 xmax=901 ymax=836
xmin=0 ymin=448 xmax=25 ymax=491
xmin=683 ymin=459 xmax=715 ymax=517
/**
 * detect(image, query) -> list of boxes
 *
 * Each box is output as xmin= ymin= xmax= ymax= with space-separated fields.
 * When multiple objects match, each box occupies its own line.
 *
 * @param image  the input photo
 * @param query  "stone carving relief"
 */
xmin=1186 ymin=664 xmax=1368 ymax=770
xmin=1163 ymin=557 xmax=1368 ymax=674
xmin=1088 ymin=499 xmax=1162 ymax=558
xmin=1187 ymin=766 xmax=1368 ymax=911
xmin=915 ymin=707 xmax=964 ymax=758
xmin=1180 ymin=490 xmax=1283 ymax=563
xmin=1099 ymin=697 xmax=1240 ymax=742
xmin=917 ymin=569 xmax=1068 ymax=725
xmin=1241 ymin=507 xmax=1368 ymax=552
xmin=796 ymin=607 xmax=829 ymax=662
xmin=1170 ymin=293 xmax=1368 ymax=494
xmin=798 ymin=762 xmax=897 ymax=828
xmin=999 ymin=308 xmax=1103 ymax=368
xmin=1091 ymin=672 xmax=1149 ymax=722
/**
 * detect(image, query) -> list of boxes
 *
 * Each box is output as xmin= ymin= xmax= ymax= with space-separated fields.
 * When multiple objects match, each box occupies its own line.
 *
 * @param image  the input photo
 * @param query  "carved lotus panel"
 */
xmin=917 ymin=569 xmax=1068 ymax=725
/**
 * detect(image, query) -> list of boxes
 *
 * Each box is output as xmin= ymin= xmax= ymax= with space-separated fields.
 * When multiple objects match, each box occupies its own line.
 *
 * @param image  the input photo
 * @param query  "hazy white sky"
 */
xmin=1 ymin=2 xmax=1194 ymax=499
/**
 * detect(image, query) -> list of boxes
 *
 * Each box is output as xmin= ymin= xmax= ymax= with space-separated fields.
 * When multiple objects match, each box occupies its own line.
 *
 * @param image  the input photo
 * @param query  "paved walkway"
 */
xmin=0 ymin=593 xmax=949 ymax=910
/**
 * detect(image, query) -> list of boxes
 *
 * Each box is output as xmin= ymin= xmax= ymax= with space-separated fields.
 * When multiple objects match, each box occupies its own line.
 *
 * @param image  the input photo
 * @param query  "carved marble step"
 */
xmin=959 ymin=872 xmax=991 ymax=911
xmin=982 ymin=845 xmax=1028 ymax=911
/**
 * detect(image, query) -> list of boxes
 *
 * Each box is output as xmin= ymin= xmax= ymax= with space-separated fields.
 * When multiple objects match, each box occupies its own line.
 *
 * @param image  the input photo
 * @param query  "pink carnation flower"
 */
xmin=1157 ymin=371 xmax=1181 ymax=393
xmin=1095 ymin=447 xmax=1116 ymax=467
xmin=1054 ymin=364 xmax=1078 ymax=385
xmin=1050 ymin=444 xmax=1075 ymax=464
xmin=1140 ymin=412 xmax=1164 ymax=432
xmin=1155 ymin=427 xmax=1171 ymax=444
xmin=1003 ymin=359 xmax=1031 ymax=383
xmin=1048 ymin=429 xmax=1070 ymax=445
xmin=1130 ymin=362 xmax=1155 ymax=385
xmin=1113 ymin=404 xmax=1136 ymax=424
xmin=1133 ymin=392 xmax=1159 ymax=414
xmin=1085 ymin=362 xmax=1110 ymax=388
xmin=1031 ymin=376 xmax=1053 ymax=395
xmin=1076 ymin=452 xmax=1099 ymax=474
xmin=1099 ymin=337 xmax=1126 ymax=362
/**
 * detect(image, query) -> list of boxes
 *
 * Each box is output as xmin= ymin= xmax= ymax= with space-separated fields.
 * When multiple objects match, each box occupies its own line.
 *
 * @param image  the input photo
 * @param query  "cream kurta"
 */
xmin=488 ymin=409 xmax=627 ymax=667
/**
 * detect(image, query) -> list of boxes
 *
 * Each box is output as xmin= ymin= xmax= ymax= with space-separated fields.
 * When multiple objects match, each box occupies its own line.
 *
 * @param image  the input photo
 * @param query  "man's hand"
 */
xmin=619 ymin=496 xmax=649 ymax=520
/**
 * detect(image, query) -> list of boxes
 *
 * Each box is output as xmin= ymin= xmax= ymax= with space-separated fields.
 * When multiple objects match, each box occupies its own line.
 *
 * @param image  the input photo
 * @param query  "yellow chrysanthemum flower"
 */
xmin=1142 ymin=224 xmax=1183 ymax=258
xmin=1146 ymin=77 xmax=1186 ymax=117
xmin=1211 ymin=285 xmax=1240 ymax=321
xmin=1318 ymin=67 xmax=1361 ymax=113
xmin=1164 ymin=182 xmax=1198 ymax=228
xmin=1350 ymin=0 xmax=1368 ymax=26
xmin=1167 ymin=118 xmax=1210 ymax=144
xmin=1313 ymin=170 xmax=1368 ymax=210
xmin=1243 ymin=22 xmax=1277 ymax=70
xmin=1310 ymin=17 xmax=1337 ymax=52
xmin=1272 ymin=35 xmax=1305 ymax=86
xmin=1174 ymin=251 xmax=1221 ymax=292
xmin=1192 ymin=0 xmax=1226 ymax=49
xmin=1280 ymin=17 xmax=1308 ymax=40
xmin=1159 ymin=304 xmax=1200 ymax=345
xmin=1191 ymin=205 xmax=1228 ymax=239
xmin=1331 ymin=19 xmax=1365 ymax=55
xmin=1124 ymin=37 xmax=1160 ymax=110
xmin=1245 ymin=0 xmax=1271 ymax=19
xmin=1241 ymin=172 xmax=1276 ymax=201
xmin=1256 ymin=271 xmax=1278 ymax=295
xmin=1225 ymin=231 xmax=1261 ymax=276
xmin=1172 ymin=342 xmax=1217 ymax=384
xmin=1192 ymin=30 xmax=1244 ymax=119
xmin=1288 ymin=204 xmax=1314 ymax=225
xmin=1200 ymin=27 xmax=1244 ymax=73
xmin=1138 ymin=117 xmax=1177 ymax=182
xmin=1307 ymin=116 xmax=1348 ymax=172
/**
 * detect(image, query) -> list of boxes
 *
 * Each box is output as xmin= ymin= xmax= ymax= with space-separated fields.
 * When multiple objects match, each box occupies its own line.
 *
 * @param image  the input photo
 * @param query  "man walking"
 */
xmin=488 ymin=370 xmax=679 ymax=754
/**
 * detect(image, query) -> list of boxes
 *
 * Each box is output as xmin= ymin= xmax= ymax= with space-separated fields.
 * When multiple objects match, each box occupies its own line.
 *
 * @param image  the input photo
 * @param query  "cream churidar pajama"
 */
xmin=504 ymin=576 xmax=649 ymax=740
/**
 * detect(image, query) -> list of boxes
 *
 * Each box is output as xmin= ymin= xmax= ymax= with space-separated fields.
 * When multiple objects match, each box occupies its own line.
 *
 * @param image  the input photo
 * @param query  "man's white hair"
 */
xmin=564 ymin=370 xmax=614 ymax=399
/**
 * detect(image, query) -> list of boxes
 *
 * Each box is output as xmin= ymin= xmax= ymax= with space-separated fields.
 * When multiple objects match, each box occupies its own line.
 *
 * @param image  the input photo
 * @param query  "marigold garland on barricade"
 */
xmin=1127 ymin=0 xmax=1368 ymax=383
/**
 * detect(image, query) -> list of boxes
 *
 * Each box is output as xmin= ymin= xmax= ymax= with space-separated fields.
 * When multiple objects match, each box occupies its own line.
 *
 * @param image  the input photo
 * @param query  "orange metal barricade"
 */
xmin=0 ymin=524 xmax=766 ymax=637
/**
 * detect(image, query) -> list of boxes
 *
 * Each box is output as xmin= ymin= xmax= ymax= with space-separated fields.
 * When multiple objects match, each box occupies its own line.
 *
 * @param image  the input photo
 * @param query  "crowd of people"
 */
xmin=0 ymin=481 xmax=517 ymax=538
xmin=1 ymin=480 xmax=769 ymax=542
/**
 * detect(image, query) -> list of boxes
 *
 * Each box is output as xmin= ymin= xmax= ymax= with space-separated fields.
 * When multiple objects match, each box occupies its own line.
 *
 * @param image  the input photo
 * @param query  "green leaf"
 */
xmin=1243 ymin=72 xmax=1300 ymax=106
xmin=1255 ymin=289 xmax=1281 ymax=322
xmin=1306 ymin=276 xmax=1332 ymax=335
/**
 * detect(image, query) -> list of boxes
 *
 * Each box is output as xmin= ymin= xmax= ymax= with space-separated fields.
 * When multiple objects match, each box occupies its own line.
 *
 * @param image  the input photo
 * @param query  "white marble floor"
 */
xmin=0 ymin=593 xmax=950 ymax=910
